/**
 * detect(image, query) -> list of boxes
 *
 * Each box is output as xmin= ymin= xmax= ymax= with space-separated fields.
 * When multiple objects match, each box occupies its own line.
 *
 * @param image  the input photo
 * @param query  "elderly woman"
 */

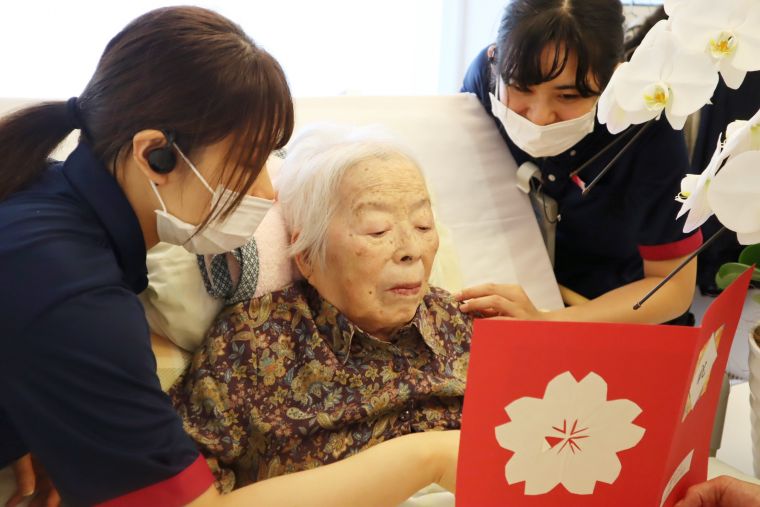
xmin=170 ymin=126 xmax=472 ymax=491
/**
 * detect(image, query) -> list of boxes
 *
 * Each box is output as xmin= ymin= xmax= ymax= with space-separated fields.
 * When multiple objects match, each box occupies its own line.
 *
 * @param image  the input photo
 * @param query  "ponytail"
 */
xmin=0 ymin=100 xmax=81 ymax=201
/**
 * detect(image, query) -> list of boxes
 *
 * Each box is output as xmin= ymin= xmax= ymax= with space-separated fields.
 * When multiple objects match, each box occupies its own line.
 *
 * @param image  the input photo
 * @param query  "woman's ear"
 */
xmin=291 ymin=231 xmax=312 ymax=279
xmin=131 ymin=129 xmax=173 ymax=185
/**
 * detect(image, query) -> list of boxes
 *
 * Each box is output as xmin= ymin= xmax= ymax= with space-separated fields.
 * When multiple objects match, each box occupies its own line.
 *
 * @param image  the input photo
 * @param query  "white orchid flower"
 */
xmin=495 ymin=371 xmax=645 ymax=495
xmin=598 ymin=21 xmax=718 ymax=133
xmin=676 ymin=107 xmax=760 ymax=233
xmin=708 ymin=150 xmax=760 ymax=245
xmin=597 ymin=68 xmax=654 ymax=135
xmin=676 ymin=137 xmax=722 ymax=233
xmin=666 ymin=0 xmax=760 ymax=89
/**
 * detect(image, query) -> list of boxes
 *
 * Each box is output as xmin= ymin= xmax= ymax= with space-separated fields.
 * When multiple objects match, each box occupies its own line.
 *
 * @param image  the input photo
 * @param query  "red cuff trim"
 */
xmin=96 ymin=455 xmax=214 ymax=507
xmin=638 ymin=230 xmax=704 ymax=261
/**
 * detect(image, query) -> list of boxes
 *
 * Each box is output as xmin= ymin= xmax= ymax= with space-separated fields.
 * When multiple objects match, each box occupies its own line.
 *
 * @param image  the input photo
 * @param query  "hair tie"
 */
xmin=65 ymin=97 xmax=88 ymax=135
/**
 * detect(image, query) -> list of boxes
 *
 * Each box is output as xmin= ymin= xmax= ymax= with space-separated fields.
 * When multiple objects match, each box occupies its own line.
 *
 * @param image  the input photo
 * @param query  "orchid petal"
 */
xmin=722 ymin=111 xmax=760 ymax=156
xmin=682 ymin=190 xmax=715 ymax=233
xmin=613 ymin=59 xmax=665 ymax=113
xmin=678 ymin=174 xmax=701 ymax=198
xmin=666 ymin=49 xmax=719 ymax=117
xmin=665 ymin=109 xmax=689 ymax=130
xmin=597 ymin=73 xmax=630 ymax=134
xmin=732 ymin=4 xmax=760 ymax=72
xmin=633 ymin=20 xmax=672 ymax=54
xmin=669 ymin=0 xmax=749 ymax=53
xmin=664 ymin=0 xmax=688 ymax=18
xmin=719 ymin=58 xmax=747 ymax=89
xmin=707 ymin=151 xmax=760 ymax=236
xmin=726 ymin=120 xmax=748 ymax=139
xmin=737 ymin=231 xmax=760 ymax=246
xmin=677 ymin=136 xmax=723 ymax=231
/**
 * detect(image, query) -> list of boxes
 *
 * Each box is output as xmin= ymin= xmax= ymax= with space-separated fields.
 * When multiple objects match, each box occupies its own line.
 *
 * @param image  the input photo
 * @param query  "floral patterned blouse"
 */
xmin=170 ymin=280 xmax=473 ymax=491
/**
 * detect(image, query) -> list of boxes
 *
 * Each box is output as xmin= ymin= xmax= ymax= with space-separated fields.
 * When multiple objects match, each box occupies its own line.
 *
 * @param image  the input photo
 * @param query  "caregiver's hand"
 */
xmin=5 ymin=454 xmax=60 ymax=507
xmin=675 ymin=476 xmax=760 ymax=507
xmin=456 ymin=284 xmax=546 ymax=320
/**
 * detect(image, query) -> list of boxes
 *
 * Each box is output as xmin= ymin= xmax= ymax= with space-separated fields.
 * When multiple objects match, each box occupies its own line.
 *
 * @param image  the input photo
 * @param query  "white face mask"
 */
xmin=490 ymin=77 xmax=596 ymax=158
xmin=149 ymin=145 xmax=273 ymax=255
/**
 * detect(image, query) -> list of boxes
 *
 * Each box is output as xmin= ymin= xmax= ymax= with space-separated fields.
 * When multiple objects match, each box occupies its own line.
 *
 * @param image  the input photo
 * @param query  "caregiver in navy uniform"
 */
xmin=0 ymin=7 xmax=458 ymax=507
xmin=457 ymin=0 xmax=702 ymax=325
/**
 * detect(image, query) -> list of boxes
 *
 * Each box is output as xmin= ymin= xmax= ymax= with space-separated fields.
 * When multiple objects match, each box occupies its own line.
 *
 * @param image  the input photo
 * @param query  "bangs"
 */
xmin=202 ymin=49 xmax=294 ymax=228
xmin=498 ymin=12 xmax=600 ymax=97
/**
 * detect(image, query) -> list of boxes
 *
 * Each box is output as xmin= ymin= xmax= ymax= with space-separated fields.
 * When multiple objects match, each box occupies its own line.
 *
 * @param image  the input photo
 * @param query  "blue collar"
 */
xmin=61 ymin=143 xmax=148 ymax=293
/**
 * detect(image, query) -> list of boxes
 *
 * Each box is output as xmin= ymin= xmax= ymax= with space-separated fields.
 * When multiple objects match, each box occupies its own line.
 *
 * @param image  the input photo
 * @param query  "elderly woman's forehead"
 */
xmin=342 ymin=170 xmax=428 ymax=207
xmin=343 ymin=156 xmax=423 ymax=186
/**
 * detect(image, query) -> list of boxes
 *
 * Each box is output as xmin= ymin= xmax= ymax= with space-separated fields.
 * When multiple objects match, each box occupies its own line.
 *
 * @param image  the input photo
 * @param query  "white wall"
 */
xmin=0 ymin=0 xmax=446 ymax=98
xmin=0 ymin=0 xmax=665 ymax=100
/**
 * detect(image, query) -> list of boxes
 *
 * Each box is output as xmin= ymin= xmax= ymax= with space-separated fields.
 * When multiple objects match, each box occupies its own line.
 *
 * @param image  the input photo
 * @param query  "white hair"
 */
xmin=275 ymin=124 xmax=424 ymax=268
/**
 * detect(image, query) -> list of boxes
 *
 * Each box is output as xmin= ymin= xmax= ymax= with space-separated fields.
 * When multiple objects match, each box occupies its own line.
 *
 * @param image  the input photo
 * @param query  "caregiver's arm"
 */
xmin=458 ymin=255 xmax=696 ymax=324
xmin=548 ymin=254 xmax=696 ymax=324
xmin=190 ymin=430 xmax=459 ymax=507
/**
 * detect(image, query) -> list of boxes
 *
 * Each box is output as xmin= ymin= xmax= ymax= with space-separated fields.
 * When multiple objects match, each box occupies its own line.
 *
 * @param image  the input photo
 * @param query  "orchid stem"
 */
xmin=582 ymin=121 xmax=653 ymax=196
xmin=633 ymin=226 xmax=728 ymax=310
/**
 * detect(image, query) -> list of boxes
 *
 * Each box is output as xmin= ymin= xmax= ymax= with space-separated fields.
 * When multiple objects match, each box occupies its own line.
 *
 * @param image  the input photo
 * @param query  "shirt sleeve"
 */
xmin=0 ymin=288 xmax=214 ymax=506
xmin=0 ymin=408 xmax=27 ymax=466
xmin=629 ymin=119 xmax=703 ymax=261
xmin=170 ymin=313 xmax=260 ymax=493
xmin=460 ymin=46 xmax=494 ymax=114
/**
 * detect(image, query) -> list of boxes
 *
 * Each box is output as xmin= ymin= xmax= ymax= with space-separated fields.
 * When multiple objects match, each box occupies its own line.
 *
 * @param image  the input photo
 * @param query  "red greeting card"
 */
xmin=457 ymin=268 xmax=752 ymax=507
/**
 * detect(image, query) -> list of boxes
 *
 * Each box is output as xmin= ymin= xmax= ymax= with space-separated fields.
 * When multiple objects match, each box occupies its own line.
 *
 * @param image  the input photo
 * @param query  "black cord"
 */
xmin=582 ymin=120 xmax=654 ymax=196
xmin=569 ymin=121 xmax=648 ymax=179
xmin=633 ymin=227 xmax=728 ymax=310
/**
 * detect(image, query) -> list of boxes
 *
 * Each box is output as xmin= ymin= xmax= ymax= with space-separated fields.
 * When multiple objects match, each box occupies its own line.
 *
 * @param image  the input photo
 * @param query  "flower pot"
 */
xmin=749 ymin=325 xmax=760 ymax=477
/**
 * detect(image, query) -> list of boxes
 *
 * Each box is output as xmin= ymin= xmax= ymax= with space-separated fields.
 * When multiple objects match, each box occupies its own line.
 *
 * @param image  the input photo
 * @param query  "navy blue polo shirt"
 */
xmin=462 ymin=47 xmax=703 ymax=299
xmin=0 ymin=144 xmax=213 ymax=506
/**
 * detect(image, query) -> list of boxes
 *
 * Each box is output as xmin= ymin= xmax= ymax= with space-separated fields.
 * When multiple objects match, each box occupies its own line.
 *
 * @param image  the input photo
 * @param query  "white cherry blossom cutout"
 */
xmin=495 ymin=371 xmax=645 ymax=495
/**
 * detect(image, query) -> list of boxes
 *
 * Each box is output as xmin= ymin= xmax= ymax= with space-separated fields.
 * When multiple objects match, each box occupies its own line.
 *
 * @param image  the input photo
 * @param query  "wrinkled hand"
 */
xmin=456 ymin=283 xmax=546 ymax=320
xmin=5 ymin=454 xmax=60 ymax=507
xmin=675 ymin=476 xmax=760 ymax=507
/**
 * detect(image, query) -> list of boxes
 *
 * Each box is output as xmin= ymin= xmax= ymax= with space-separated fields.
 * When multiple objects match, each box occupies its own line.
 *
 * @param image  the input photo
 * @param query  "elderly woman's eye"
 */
xmin=417 ymin=226 xmax=432 ymax=232
xmin=369 ymin=231 xmax=388 ymax=238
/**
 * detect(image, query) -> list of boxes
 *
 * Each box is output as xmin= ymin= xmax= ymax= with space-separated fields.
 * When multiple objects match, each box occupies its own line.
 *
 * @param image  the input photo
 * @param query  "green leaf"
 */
xmin=715 ymin=262 xmax=757 ymax=289
xmin=739 ymin=243 xmax=760 ymax=266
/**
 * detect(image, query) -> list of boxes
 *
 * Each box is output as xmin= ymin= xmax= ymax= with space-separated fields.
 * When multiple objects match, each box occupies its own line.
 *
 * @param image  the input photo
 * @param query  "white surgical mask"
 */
xmin=490 ymin=77 xmax=596 ymax=158
xmin=149 ymin=145 xmax=273 ymax=255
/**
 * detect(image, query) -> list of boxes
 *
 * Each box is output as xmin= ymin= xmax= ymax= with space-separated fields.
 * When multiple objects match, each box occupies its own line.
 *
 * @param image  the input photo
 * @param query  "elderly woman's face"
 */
xmin=308 ymin=156 xmax=438 ymax=339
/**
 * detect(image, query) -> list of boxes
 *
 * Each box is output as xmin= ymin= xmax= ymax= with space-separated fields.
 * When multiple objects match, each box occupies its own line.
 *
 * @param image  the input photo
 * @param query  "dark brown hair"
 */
xmin=493 ymin=0 xmax=625 ymax=97
xmin=624 ymin=6 xmax=666 ymax=61
xmin=0 ymin=6 xmax=294 ymax=226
